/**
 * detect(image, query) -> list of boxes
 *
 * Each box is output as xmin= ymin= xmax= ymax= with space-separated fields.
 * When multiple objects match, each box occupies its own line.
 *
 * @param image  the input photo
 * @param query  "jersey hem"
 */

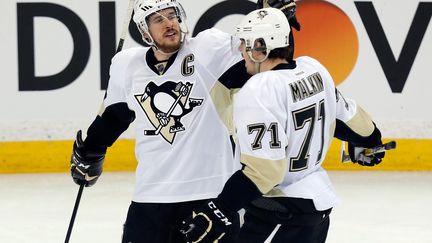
xmin=131 ymin=192 xmax=220 ymax=203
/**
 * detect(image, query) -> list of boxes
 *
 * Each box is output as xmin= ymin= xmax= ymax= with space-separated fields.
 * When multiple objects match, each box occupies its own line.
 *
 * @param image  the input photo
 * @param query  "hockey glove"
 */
xmin=348 ymin=125 xmax=385 ymax=166
xmin=70 ymin=130 xmax=106 ymax=187
xmin=348 ymin=143 xmax=385 ymax=166
xmin=180 ymin=200 xmax=237 ymax=243
xmin=257 ymin=0 xmax=300 ymax=31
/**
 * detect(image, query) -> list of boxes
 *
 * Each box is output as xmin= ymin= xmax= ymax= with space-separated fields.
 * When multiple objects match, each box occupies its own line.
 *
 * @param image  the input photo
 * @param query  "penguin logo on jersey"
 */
xmin=134 ymin=80 xmax=203 ymax=144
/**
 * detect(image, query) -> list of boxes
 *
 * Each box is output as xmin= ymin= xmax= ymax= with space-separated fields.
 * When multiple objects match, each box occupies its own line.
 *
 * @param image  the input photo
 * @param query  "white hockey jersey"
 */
xmin=234 ymin=56 xmax=359 ymax=210
xmin=104 ymin=28 xmax=242 ymax=203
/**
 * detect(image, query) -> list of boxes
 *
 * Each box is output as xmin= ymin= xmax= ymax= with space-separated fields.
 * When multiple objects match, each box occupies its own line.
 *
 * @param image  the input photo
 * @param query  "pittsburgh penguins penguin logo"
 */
xmin=257 ymin=10 xmax=269 ymax=19
xmin=134 ymin=80 xmax=203 ymax=144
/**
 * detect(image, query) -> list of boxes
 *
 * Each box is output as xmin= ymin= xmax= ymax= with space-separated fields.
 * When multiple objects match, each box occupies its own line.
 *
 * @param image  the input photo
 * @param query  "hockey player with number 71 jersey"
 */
xmin=181 ymin=6 xmax=386 ymax=243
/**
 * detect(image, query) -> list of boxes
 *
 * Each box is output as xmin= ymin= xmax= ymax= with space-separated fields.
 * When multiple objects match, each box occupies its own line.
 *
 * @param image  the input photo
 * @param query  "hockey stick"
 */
xmin=341 ymin=140 xmax=397 ymax=163
xmin=64 ymin=184 xmax=84 ymax=243
xmin=116 ymin=0 xmax=135 ymax=53
xmin=64 ymin=1 xmax=135 ymax=243
xmin=363 ymin=140 xmax=396 ymax=156
xmin=340 ymin=141 xmax=351 ymax=162
xmin=263 ymin=224 xmax=282 ymax=243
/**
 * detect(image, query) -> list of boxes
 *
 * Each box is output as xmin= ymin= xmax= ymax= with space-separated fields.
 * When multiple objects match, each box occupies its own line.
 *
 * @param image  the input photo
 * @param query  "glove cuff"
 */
xmin=335 ymin=120 xmax=382 ymax=148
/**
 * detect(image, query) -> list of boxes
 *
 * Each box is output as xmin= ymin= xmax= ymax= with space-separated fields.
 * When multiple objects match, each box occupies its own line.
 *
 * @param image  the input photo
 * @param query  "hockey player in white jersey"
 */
xmin=180 ymin=7 xmax=386 ymax=243
xmin=68 ymin=0 xmax=257 ymax=242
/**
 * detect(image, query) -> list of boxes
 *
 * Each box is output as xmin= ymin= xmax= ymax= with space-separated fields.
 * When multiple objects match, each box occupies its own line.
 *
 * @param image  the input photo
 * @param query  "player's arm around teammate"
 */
xmin=70 ymin=0 xmax=254 ymax=242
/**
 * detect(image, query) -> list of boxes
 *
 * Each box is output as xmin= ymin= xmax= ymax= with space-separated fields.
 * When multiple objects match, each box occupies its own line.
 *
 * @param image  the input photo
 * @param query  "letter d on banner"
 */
xmin=17 ymin=3 xmax=90 ymax=91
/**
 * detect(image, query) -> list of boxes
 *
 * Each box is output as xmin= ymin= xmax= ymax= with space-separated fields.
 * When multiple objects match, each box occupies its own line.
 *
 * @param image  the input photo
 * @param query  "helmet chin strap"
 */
xmin=247 ymin=49 xmax=270 ymax=74
xmin=254 ymin=62 xmax=261 ymax=74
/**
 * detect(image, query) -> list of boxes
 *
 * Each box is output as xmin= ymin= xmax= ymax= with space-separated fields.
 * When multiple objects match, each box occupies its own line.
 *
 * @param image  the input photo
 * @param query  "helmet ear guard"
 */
xmin=133 ymin=0 xmax=188 ymax=46
xmin=239 ymin=38 xmax=270 ymax=63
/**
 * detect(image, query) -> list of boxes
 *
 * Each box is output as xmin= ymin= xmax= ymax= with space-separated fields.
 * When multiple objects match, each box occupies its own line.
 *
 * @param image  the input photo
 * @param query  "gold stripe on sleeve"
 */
xmin=241 ymin=153 xmax=286 ymax=194
xmin=209 ymin=81 xmax=240 ymax=136
xmin=346 ymin=105 xmax=375 ymax=137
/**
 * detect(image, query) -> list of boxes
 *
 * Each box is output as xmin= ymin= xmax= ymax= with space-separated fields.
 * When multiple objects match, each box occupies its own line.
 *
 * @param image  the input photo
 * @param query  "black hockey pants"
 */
xmin=121 ymin=200 xmax=240 ymax=243
xmin=237 ymin=197 xmax=332 ymax=243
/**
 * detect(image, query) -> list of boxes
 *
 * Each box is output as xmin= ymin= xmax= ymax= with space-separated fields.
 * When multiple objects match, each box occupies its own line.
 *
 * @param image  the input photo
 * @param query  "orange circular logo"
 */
xmin=295 ymin=0 xmax=359 ymax=85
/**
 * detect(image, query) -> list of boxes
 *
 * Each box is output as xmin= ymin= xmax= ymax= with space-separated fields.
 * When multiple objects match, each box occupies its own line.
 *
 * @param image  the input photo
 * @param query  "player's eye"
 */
xmin=166 ymin=12 xmax=178 ymax=21
xmin=152 ymin=16 xmax=165 ymax=24
xmin=150 ymin=12 xmax=178 ymax=25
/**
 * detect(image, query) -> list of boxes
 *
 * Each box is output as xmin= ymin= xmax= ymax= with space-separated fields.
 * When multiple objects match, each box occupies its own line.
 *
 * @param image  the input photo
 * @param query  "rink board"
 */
xmin=0 ymin=138 xmax=430 ymax=173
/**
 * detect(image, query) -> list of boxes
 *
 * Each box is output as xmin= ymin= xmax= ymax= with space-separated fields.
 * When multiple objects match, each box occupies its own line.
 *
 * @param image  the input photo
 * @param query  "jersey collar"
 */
xmin=146 ymin=48 xmax=179 ymax=75
xmin=272 ymin=61 xmax=297 ymax=71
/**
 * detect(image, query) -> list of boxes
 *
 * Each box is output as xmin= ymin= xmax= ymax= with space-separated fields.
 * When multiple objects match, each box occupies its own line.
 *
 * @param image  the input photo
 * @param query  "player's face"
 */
xmin=147 ymin=8 xmax=181 ymax=53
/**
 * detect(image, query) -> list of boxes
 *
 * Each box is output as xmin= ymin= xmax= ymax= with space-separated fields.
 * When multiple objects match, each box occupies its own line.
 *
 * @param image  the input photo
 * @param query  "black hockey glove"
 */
xmin=181 ymin=171 xmax=262 ymax=242
xmin=180 ymin=200 xmax=237 ymax=243
xmin=257 ymin=0 xmax=301 ymax=31
xmin=348 ymin=126 xmax=385 ymax=166
xmin=70 ymin=130 xmax=106 ymax=187
xmin=348 ymin=143 xmax=385 ymax=166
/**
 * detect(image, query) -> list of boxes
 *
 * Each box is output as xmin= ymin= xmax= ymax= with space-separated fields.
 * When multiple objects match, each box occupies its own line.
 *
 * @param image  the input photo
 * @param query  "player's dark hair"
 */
xmin=268 ymin=47 xmax=291 ymax=61
xmin=267 ymin=31 xmax=295 ymax=62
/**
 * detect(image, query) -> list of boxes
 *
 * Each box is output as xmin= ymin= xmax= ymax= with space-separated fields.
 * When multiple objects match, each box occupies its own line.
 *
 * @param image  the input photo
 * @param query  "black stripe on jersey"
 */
xmin=229 ymin=135 xmax=236 ymax=157
xmin=84 ymin=102 xmax=135 ymax=149
xmin=272 ymin=61 xmax=297 ymax=71
xmin=218 ymin=60 xmax=251 ymax=89
xmin=145 ymin=48 xmax=179 ymax=75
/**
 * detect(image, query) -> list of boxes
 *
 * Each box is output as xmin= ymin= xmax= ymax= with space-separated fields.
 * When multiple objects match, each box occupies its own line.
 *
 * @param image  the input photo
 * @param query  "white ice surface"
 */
xmin=0 ymin=171 xmax=431 ymax=243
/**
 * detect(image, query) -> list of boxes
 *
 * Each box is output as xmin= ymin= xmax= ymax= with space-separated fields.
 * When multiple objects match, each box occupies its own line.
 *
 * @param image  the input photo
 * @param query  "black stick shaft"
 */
xmin=116 ymin=38 xmax=125 ymax=53
xmin=64 ymin=184 xmax=85 ymax=243
xmin=116 ymin=0 xmax=134 ymax=53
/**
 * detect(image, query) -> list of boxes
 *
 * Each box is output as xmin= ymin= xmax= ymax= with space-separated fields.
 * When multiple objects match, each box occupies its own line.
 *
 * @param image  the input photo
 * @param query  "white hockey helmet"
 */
xmin=235 ymin=8 xmax=290 ymax=62
xmin=133 ymin=0 xmax=188 ymax=46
